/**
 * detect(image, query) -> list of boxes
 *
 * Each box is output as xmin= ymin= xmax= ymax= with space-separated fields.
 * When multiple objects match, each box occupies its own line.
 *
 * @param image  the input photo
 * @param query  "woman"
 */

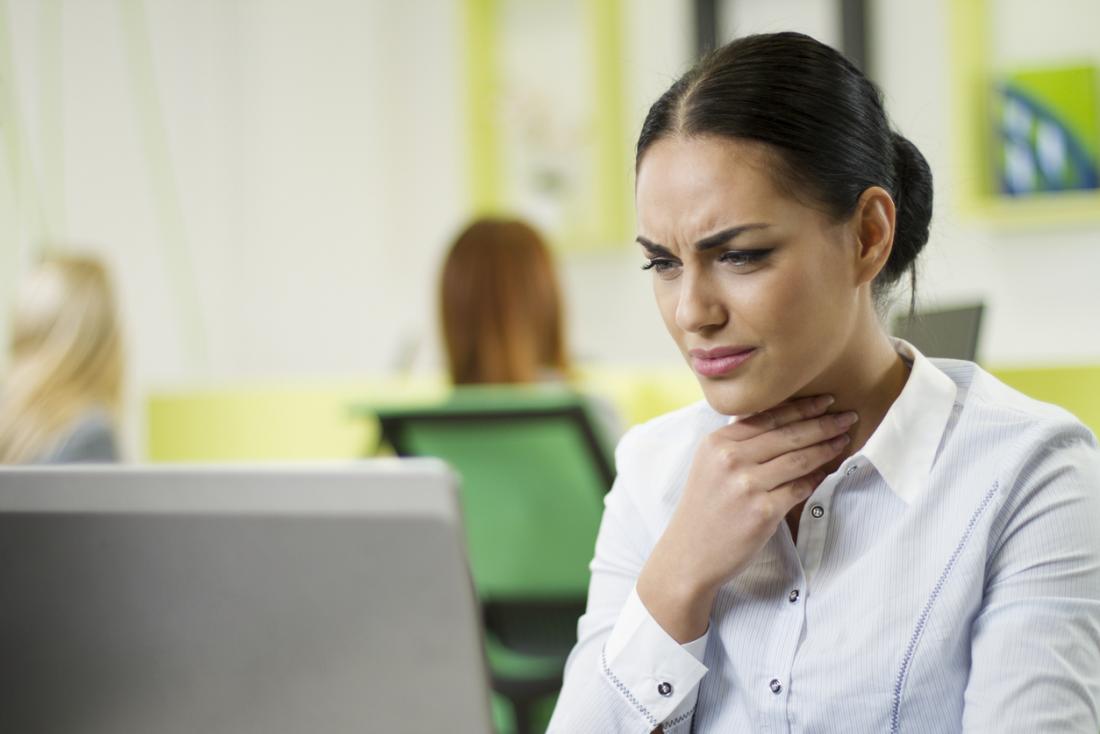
xmin=549 ymin=33 xmax=1100 ymax=732
xmin=439 ymin=217 xmax=623 ymax=450
xmin=440 ymin=217 xmax=570 ymax=386
xmin=0 ymin=255 xmax=123 ymax=463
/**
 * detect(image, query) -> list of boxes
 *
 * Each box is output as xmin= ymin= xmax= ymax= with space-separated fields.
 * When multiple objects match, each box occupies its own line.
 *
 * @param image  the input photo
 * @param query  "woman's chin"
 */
xmin=698 ymin=380 xmax=781 ymax=418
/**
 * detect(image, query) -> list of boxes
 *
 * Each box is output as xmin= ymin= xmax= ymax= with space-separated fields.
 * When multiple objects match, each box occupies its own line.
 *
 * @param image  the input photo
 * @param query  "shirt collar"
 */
xmin=724 ymin=338 xmax=957 ymax=505
xmin=858 ymin=338 xmax=958 ymax=504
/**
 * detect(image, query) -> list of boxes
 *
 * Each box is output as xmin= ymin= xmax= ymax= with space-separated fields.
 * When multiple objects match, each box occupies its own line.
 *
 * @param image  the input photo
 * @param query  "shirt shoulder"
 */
xmin=614 ymin=400 xmax=726 ymax=508
xmin=940 ymin=359 xmax=1095 ymax=441
xmin=39 ymin=410 xmax=120 ymax=464
xmin=617 ymin=400 xmax=725 ymax=462
xmin=935 ymin=359 xmax=1098 ymax=493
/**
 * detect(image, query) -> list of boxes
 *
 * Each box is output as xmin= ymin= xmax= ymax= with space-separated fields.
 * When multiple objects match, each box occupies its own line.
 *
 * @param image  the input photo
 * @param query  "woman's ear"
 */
xmin=851 ymin=186 xmax=896 ymax=287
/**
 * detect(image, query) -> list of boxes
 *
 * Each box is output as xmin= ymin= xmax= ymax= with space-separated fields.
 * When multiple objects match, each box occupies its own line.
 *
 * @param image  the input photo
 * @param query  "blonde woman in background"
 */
xmin=0 ymin=255 xmax=123 ymax=464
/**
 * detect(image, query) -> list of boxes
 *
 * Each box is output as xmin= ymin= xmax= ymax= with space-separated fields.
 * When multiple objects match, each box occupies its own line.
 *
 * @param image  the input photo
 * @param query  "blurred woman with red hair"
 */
xmin=440 ymin=217 xmax=571 ymax=386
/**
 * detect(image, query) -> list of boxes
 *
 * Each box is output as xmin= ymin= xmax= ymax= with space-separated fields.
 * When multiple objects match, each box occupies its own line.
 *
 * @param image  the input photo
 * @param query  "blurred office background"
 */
xmin=1 ymin=0 xmax=1099 ymax=458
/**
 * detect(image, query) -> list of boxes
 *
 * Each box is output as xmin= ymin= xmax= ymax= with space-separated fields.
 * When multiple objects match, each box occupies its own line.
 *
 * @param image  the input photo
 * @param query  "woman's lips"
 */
xmin=689 ymin=347 xmax=757 ymax=378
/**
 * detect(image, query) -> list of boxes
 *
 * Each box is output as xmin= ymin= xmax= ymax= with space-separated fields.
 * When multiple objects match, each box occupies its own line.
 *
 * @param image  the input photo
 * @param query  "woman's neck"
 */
xmin=795 ymin=324 xmax=910 ymax=473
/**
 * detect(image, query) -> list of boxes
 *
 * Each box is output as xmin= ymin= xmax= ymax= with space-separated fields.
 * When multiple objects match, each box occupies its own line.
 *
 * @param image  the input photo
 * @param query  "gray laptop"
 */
xmin=0 ymin=461 xmax=493 ymax=734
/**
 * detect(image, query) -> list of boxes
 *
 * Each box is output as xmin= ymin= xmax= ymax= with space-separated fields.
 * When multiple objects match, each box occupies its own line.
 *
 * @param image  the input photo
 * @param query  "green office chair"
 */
xmin=360 ymin=386 xmax=615 ymax=734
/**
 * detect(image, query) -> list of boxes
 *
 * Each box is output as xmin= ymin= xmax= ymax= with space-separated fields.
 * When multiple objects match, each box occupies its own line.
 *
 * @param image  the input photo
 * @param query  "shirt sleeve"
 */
xmin=963 ymin=426 xmax=1100 ymax=732
xmin=548 ymin=428 xmax=710 ymax=734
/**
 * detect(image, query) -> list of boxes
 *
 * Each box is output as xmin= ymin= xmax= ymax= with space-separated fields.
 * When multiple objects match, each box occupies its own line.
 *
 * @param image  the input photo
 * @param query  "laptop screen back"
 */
xmin=0 ymin=462 xmax=491 ymax=734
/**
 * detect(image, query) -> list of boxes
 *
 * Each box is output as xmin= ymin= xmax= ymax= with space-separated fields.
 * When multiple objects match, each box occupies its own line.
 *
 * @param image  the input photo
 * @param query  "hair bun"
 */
xmin=886 ymin=133 xmax=933 ymax=286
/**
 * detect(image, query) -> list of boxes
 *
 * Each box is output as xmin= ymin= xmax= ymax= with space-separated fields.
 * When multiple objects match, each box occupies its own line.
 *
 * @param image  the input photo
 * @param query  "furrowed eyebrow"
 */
xmin=694 ymin=224 xmax=770 ymax=251
xmin=636 ymin=237 xmax=674 ymax=258
xmin=636 ymin=224 xmax=771 ymax=256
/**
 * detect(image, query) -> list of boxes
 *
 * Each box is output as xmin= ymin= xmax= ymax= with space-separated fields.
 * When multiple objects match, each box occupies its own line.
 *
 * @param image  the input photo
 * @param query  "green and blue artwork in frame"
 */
xmin=996 ymin=65 xmax=1100 ymax=196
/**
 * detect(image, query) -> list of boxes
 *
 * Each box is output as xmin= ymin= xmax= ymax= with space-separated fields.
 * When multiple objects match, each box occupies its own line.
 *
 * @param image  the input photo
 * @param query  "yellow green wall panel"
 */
xmin=992 ymin=365 xmax=1100 ymax=437
xmin=146 ymin=365 xmax=1100 ymax=463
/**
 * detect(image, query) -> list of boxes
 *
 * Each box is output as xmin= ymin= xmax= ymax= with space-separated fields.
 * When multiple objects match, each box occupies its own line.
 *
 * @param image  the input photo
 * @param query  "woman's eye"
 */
xmin=641 ymin=258 xmax=678 ymax=274
xmin=719 ymin=249 xmax=772 ymax=268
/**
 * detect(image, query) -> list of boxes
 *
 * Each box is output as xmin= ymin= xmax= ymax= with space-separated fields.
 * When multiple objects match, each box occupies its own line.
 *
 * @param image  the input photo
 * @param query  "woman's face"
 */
xmin=635 ymin=135 xmax=863 ymax=416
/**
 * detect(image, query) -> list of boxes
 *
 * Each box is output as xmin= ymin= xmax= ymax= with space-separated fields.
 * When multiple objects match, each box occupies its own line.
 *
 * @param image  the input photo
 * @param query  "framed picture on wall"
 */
xmin=460 ymin=0 xmax=633 ymax=252
xmin=949 ymin=0 xmax=1100 ymax=227
xmin=995 ymin=64 xmax=1098 ymax=196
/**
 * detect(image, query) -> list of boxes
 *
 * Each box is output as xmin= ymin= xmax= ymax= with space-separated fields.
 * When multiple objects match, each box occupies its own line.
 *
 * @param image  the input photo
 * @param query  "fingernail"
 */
xmin=817 ymin=395 xmax=836 ymax=409
xmin=831 ymin=434 xmax=851 ymax=449
xmin=835 ymin=411 xmax=859 ymax=427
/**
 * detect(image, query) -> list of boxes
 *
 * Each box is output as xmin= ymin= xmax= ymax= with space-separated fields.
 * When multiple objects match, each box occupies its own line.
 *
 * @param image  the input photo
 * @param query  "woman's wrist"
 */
xmin=636 ymin=556 xmax=718 ymax=644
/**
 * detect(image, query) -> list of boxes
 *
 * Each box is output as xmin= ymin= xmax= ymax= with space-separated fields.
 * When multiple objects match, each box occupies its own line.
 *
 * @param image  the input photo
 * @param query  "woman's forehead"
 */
xmin=635 ymin=136 xmax=795 ymax=243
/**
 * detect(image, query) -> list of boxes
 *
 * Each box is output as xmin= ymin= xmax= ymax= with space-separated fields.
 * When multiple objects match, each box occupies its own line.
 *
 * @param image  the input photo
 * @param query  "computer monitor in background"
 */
xmin=891 ymin=303 xmax=985 ymax=361
xmin=0 ymin=462 xmax=493 ymax=734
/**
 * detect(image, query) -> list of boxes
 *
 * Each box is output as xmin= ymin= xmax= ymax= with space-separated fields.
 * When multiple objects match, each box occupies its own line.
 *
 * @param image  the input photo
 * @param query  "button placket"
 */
xmin=799 ymin=479 xmax=832 ymax=581
xmin=764 ymin=549 xmax=804 ymax=728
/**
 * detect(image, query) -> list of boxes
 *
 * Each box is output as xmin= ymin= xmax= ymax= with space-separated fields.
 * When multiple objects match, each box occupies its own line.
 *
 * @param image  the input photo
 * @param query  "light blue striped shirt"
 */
xmin=549 ymin=342 xmax=1100 ymax=732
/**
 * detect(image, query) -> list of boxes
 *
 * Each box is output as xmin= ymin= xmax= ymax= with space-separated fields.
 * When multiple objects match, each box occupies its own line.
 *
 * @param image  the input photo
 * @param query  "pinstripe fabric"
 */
xmin=549 ymin=345 xmax=1100 ymax=733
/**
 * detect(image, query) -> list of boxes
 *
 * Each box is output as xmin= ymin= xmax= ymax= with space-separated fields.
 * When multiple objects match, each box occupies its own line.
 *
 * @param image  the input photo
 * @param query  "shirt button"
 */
xmin=657 ymin=681 xmax=673 ymax=697
xmin=845 ymin=464 xmax=858 ymax=476
xmin=788 ymin=589 xmax=800 ymax=603
xmin=810 ymin=504 xmax=825 ymax=519
xmin=769 ymin=678 xmax=783 ymax=694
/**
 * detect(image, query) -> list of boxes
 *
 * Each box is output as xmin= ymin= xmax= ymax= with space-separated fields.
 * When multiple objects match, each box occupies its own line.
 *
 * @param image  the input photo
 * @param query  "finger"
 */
xmin=719 ymin=394 xmax=835 ymax=441
xmin=769 ymin=469 xmax=828 ymax=511
xmin=741 ymin=409 xmax=858 ymax=464
xmin=756 ymin=433 xmax=851 ymax=490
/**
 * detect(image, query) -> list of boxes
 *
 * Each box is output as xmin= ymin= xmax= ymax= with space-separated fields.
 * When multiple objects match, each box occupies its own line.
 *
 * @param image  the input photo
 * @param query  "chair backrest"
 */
xmin=891 ymin=303 xmax=985 ymax=361
xmin=363 ymin=385 xmax=614 ymax=602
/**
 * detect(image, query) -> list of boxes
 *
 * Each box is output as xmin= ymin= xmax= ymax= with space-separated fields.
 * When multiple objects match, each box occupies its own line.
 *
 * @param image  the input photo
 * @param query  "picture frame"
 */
xmin=948 ymin=0 xmax=1100 ymax=227
xmin=460 ymin=0 xmax=632 ymax=252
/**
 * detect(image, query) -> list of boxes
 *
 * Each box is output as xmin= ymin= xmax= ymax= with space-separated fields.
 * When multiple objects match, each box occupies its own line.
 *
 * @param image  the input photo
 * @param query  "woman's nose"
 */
xmin=675 ymin=271 xmax=727 ymax=334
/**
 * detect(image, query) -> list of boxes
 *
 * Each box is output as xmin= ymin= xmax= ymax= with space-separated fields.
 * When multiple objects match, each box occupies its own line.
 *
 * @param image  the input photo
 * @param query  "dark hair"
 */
xmin=636 ymin=32 xmax=932 ymax=301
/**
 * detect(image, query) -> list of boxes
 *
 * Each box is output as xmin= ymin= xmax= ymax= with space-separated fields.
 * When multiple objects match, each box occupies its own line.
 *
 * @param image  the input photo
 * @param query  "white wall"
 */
xmin=872 ymin=0 xmax=1100 ymax=365
xmin=2 ymin=0 xmax=1099 ymax=458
